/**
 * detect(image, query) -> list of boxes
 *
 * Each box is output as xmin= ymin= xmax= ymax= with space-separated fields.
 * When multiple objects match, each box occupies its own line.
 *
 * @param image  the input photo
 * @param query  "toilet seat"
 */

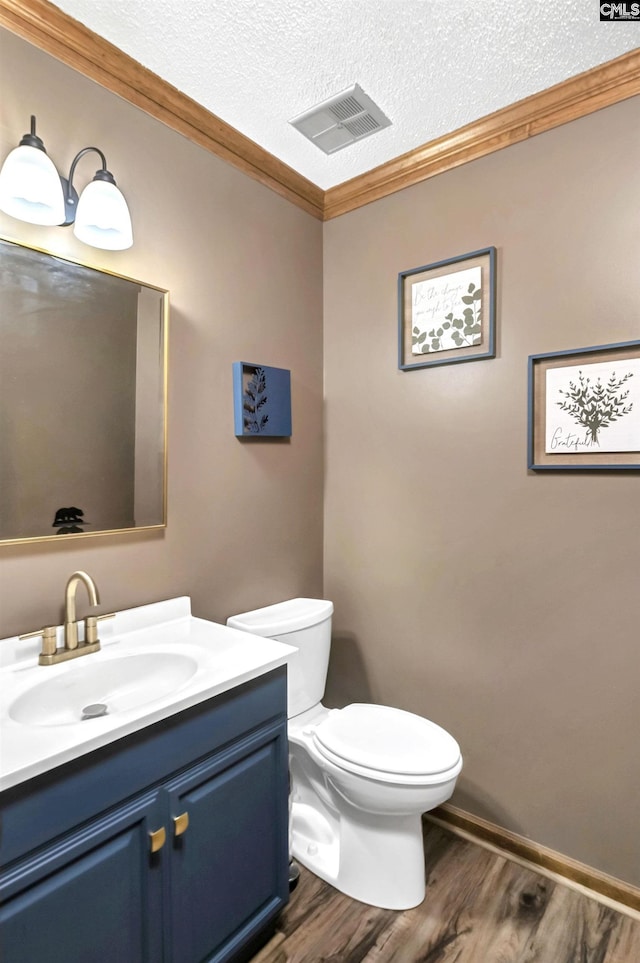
xmin=311 ymin=703 xmax=462 ymax=785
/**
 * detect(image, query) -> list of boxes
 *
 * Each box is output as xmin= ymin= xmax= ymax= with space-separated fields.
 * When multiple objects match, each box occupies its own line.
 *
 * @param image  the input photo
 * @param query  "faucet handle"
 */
xmin=84 ymin=612 xmax=115 ymax=645
xmin=19 ymin=625 xmax=58 ymax=658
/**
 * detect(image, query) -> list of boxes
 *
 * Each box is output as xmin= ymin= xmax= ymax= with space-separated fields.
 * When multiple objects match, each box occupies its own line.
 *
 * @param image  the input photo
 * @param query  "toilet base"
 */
xmin=290 ymin=799 xmax=426 ymax=910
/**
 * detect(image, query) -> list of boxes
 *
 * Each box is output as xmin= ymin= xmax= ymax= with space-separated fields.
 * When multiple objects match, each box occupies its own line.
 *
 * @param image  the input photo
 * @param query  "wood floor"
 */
xmin=253 ymin=822 xmax=640 ymax=963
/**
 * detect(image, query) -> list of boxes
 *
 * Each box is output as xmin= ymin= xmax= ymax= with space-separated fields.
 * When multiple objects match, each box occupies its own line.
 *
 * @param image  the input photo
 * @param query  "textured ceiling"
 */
xmin=54 ymin=0 xmax=639 ymax=190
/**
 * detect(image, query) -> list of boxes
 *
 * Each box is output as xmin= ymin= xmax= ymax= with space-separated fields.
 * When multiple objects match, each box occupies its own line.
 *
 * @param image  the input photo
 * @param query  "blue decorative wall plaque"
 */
xmin=233 ymin=362 xmax=292 ymax=437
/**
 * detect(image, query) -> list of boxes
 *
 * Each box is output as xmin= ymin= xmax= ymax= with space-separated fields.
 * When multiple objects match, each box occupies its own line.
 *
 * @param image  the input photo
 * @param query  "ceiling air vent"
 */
xmin=289 ymin=84 xmax=391 ymax=155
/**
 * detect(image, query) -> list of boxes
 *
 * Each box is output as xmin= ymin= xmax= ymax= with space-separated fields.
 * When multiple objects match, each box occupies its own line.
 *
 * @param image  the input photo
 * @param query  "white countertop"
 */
xmin=0 ymin=597 xmax=295 ymax=792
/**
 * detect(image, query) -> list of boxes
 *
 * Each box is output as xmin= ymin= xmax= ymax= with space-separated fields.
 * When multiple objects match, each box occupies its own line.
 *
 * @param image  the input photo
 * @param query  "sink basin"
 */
xmin=0 ymin=595 xmax=297 ymax=791
xmin=9 ymin=652 xmax=198 ymax=727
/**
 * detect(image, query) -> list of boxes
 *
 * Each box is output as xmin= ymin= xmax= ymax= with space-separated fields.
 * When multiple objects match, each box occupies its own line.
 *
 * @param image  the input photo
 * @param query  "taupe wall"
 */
xmin=323 ymin=96 xmax=640 ymax=885
xmin=1 ymin=25 xmax=639 ymax=889
xmin=0 ymin=29 xmax=324 ymax=635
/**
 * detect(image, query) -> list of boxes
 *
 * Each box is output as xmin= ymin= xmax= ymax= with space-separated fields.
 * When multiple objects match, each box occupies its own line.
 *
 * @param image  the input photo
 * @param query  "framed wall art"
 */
xmin=398 ymin=247 xmax=496 ymax=371
xmin=527 ymin=341 xmax=640 ymax=471
xmin=233 ymin=362 xmax=292 ymax=437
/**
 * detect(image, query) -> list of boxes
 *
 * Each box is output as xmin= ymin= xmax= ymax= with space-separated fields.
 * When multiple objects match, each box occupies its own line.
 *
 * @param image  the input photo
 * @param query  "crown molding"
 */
xmin=1 ymin=1 xmax=638 ymax=223
xmin=0 ymin=0 xmax=325 ymax=219
xmin=323 ymin=47 xmax=640 ymax=219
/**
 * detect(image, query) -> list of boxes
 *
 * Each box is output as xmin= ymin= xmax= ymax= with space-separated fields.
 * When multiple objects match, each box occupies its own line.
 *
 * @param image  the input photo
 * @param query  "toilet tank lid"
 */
xmin=227 ymin=598 xmax=333 ymax=637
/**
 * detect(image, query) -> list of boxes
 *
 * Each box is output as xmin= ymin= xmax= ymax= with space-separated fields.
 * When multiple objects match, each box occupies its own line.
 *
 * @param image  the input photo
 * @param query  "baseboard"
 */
xmin=427 ymin=803 xmax=640 ymax=915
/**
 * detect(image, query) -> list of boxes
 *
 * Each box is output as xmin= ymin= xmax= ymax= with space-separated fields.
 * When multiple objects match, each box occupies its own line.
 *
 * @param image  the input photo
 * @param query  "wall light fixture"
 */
xmin=0 ymin=116 xmax=133 ymax=251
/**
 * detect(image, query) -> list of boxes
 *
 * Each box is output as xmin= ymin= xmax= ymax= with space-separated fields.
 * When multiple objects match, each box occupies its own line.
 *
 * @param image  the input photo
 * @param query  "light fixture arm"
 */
xmin=19 ymin=115 xmax=47 ymax=153
xmin=61 ymin=146 xmax=118 ymax=226
xmin=1 ymin=114 xmax=133 ymax=249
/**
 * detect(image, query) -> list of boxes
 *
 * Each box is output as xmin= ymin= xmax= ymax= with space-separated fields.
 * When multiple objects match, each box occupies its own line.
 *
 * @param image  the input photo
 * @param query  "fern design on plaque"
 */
xmin=233 ymin=362 xmax=292 ymax=437
xmin=242 ymin=366 xmax=269 ymax=433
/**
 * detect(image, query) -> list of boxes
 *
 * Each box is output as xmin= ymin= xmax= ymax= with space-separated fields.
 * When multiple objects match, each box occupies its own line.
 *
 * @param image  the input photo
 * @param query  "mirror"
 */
xmin=0 ymin=236 xmax=168 ymax=545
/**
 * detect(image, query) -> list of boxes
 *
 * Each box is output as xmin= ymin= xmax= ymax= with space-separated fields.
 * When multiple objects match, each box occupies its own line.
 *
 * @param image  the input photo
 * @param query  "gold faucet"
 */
xmin=20 ymin=570 xmax=114 ymax=665
xmin=64 ymin=571 xmax=100 ymax=650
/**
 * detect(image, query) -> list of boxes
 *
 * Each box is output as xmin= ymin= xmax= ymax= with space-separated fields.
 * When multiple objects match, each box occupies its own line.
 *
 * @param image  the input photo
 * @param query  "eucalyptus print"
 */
xmin=412 ymin=280 xmax=483 ymax=354
xmin=556 ymin=369 xmax=634 ymax=446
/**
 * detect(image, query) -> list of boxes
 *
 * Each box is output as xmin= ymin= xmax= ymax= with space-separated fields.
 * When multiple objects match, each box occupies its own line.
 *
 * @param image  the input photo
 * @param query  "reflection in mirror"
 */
xmin=0 ymin=237 xmax=168 ymax=545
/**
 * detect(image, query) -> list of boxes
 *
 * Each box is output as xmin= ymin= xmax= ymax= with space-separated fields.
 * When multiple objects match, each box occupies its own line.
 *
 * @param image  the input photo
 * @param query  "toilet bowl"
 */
xmin=227 ymin=599 xmax=462 ymax=910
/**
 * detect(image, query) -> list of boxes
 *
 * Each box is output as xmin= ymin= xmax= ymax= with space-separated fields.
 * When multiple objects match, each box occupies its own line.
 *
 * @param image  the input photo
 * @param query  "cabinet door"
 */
xmin=0 ymin=792 xmax=164 ymax=963
xmin=165 ymin=724 xmax=288 ymax=963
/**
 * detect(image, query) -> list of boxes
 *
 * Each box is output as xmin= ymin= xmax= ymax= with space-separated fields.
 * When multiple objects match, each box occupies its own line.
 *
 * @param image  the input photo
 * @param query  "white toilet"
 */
xmin=227 ymin=598 xmax=462 ymax=910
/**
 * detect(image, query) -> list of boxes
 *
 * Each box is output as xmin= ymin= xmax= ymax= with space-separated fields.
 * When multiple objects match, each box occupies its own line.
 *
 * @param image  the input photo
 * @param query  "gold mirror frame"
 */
xmin=0 ymin=235 xmax=169 ymax=546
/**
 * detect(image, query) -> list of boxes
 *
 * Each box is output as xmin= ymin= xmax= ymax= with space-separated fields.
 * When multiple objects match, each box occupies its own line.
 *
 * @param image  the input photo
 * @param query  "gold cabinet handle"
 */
xmin=149 ymin=826 xmax=166 ymax=853
xmin=173 ymin=812 xmax=189 ymax=837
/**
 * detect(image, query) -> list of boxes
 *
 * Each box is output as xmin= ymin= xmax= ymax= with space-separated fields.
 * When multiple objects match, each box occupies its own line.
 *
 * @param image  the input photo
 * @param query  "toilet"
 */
xmin=227 ymin=598 xmax=462 ymax=910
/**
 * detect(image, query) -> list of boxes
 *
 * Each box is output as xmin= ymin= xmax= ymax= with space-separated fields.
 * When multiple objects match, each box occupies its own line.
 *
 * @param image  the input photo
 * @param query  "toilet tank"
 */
xmin=227 ymin=599 xmax=333 ymax=718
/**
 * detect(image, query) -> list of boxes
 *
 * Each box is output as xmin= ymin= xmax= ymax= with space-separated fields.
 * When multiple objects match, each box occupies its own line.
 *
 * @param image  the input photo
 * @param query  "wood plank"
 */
xmin=257 ymin=824 xmax=640 ymax=963
xmin=429 ymin=804 xmax=640 ymax=913
xmin=515 ymin=884 xmax=625 ymax=963
xmin=251 ymin=932 xmax=286 ymax=963
xmin=607 ymin=915 xmax=640 ymax=963
xmin=276 ymin=865 xmax=345 ymax=938
xmin=269 ymin=886 xmax=393 ymax=962
xmin=372 ymin=830 xmax=554 ymax=962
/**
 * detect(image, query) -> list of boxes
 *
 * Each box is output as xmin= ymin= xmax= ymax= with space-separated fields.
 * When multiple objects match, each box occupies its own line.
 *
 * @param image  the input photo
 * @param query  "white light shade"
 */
xmin=73 ymin=178 xmax=133 ymax=250
xmin=0 ymin=144 xmax=65 ymax=225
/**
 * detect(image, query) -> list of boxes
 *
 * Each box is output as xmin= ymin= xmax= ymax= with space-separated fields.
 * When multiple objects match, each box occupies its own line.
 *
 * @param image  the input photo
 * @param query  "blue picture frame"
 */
xmin=527 ymin=340 xmax=640 ymax=471
xmin=233 ymin=362 xmax=292 ymax=437
xmin=398 ymin=247 xmax=496 ymax=370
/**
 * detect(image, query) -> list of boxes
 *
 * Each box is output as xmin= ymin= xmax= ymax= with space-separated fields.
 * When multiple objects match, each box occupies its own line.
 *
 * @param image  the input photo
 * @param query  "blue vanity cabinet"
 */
xmin=165 ymin=725 xmax=288 ymax=963
xmin=0 ymin=789 xmax=165 ymax=963
xmin=0 ymin=668 xmax=289 ymax=963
